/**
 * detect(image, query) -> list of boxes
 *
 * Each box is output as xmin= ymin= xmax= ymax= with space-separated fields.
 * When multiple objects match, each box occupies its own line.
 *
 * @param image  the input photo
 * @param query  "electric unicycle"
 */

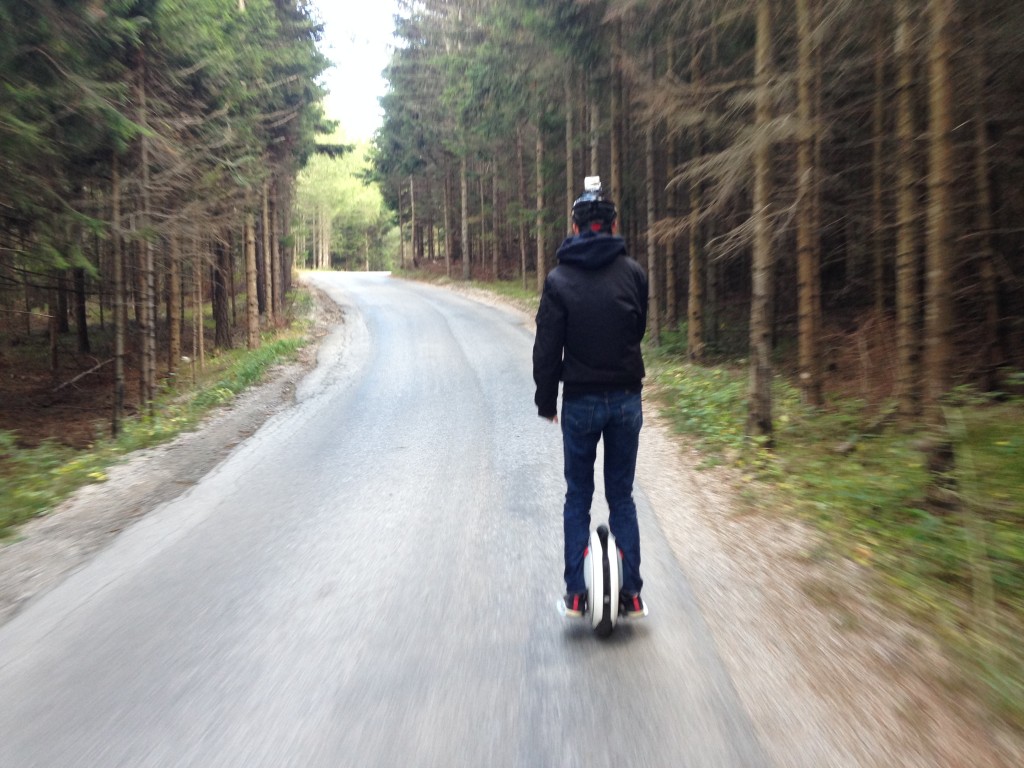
xmin=557 ymin=524 xmax=646 ymax=637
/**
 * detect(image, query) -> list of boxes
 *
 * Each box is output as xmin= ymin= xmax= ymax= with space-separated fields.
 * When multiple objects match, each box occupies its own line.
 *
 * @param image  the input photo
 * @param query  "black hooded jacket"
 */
xmin=532 ymin=231 xmax=648 ymax=418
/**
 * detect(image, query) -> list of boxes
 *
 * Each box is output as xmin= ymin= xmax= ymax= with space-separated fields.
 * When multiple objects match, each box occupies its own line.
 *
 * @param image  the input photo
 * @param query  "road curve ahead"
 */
xmin=0 ymin=272 xmax=770 ymax=768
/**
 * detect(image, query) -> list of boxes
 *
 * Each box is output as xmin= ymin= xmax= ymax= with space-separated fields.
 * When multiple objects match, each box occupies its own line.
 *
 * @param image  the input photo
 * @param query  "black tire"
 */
xmin=595 ymin=525 xmax=614 ymax=637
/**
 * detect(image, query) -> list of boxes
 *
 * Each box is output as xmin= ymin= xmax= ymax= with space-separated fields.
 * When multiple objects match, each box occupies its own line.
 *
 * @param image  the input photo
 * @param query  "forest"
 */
xmin=374 ymin=0 xmax=1023 ymax=435
xmin=0 ymin=0 xmax=329 ymax=443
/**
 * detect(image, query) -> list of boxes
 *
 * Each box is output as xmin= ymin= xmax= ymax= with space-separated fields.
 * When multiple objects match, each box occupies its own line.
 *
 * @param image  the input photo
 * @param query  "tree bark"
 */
xmin=645 ymin=48 xmax=660 ymax=347
xmin=491 ymin=171 xmax=500 ymax=279
xmin=73 ymin=268 xmax=90 ymax=354
xmin=895 ymin=0 xmax=922 ymax=418
xmin=478 ymin=175 xmax=485 ymax=274
xmin=410 ymin=175 xmax=418 ymax=268
xmin=48 ymin=278 xmax=58 ymax=374
xmin=796 ymin=0 xmax=823 ymax=406
xmin=565 ymin=73 xmax=575 ymax=234
xmin=461 ymin=156 xmax=471 ymax=280
xmin=923 ymin=0 xmax=955 ymax=412
xmin=664 ymin=47 xmax=678 ymax=330
xmin=610 ymin=21 xmax=623 ymax=208
xmin=138 ymin=58 xmax=156 ymax=411
xmin=872 ymin=19 xmax=888 ymax=316
xmin=193 ymin=240 xmax=205 ymax=377
xmin=397 ymin=183 xmax=406 ymax=271
xmin=270 ymin=188 xmax=282 ymax=318
xmin=443 ymin=165 xmax=452 ymax=278
xmin=168 ymin=235 xmax=181 ymax=376
xmin=112 ymin=154 xmax=125 ymax=437
xmin=969 ymin=12 xmax=1002 ymax=391
xmin=535 ymin=125 xmax=546 ymax=293
xmin=56 ymin=271 xmax=70 ymax=334
xmin=688 ymin=47 xmax=705 ymax=362
xmin=589 ymin=94 xmax=599 ymax=175
xmin=213 ymin=240 xmax=232 ymax=349
xmin=747 ymin=0 xmax=775 ymax=444
xmin=262 ymin=180 xmax=275 ymax=326
xmin=517 ymin=126 xmax=528 ymax=290
xmin=245 ymin=213 xmax=259 ymax=349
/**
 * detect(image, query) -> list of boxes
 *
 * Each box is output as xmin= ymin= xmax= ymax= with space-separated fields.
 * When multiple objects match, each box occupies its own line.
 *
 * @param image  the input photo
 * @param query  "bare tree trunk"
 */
xmin=796 ymin=0 xmax=823 ymax=406
xmin=245 ymin=213 xmax=259 ymax=349
xmin=517 ymin=126 xmax=528 ymax=290
xmin=321 ymin=206 xmax=332 ymax=270
xmin=112 ymin=155 xmax=125 ymax=436
xmin=589 ymin=94 xmax=599 ymax=175
xmin=213 ymin=240 xmax=232 ymax=350
xmin=138 ymin=59 xmax=156 ymax=411
xmin=461 ymin=156 xmax=471 ymax=280
xmin=73 ymin=268 xmax=90 ymax=354
xmin=168 ymin=235 xmax=181 ymax=375
xmin=969 ymin=14 xmax=1001 ymax=391
xmin=397 ymin=183 xmax=406 ymax=271
xmin=443 ymin=165 xmax=452 ymax=278
xmin=492 ymin=171 xmax=500 ymax=279
xmin=229 ymin=231 xmax=237 ymax=324
xmin=270 ymin=189 xmax=282 ymax=317
xmin=747 ymin=0 xmax=775 ymax=444
xmin=535 ymin=125 xmax=546 ymax=293
xmin=688 ymin=47 xmax=705 ymax=362
xmin=478 ymin=175 xmax=485 ymax=274
xmin=664 ymin=47 xmax=678 ymax=330
xmin=872 ymin=19 xmax=888 ymax=316
xmin=565 ymin=73 xmax=575 ymax=234
xmin=56 ymin=271 xmax=69 ymax=334
xmin=410 ymin=175 xmax=418 ymax=268
xmin=896 ymin=0 xmax=922 ymax=418
xmin=22 ymin=258 xmax=31 ymax=337
xmin=645 ymin=48 xmax=660 ymax=347
xmin=195 ymin=242 xmax=205 ymax=372
xmin=48 ymin=278 xmax=58 ymax=374
xmin=262 ymin=180 xmax=275 ymax=327
xmin=610 ymin=21 xmax=623 ymax=208
xmin=923 ymin=0 xmax=955 ymax=412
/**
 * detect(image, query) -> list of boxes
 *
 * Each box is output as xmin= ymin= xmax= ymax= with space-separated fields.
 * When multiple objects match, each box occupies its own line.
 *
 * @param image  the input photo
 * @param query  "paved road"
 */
xmin=0 ymin=272 xmax=770 ymax=767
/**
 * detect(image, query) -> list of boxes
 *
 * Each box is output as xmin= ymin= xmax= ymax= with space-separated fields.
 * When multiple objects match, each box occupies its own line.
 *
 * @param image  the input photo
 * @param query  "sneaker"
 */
xmin=619 ymin=591 xmax=646 ymax=618
xmin=562 ymin=592 xmax=588 ymax=618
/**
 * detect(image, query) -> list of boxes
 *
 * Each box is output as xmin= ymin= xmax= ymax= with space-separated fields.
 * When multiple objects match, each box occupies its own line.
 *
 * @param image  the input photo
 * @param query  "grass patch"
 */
xmin=648 ymin=341 xmax=1024 ymax=729
xmin=0 ymin=293 xmax=313 ymax=539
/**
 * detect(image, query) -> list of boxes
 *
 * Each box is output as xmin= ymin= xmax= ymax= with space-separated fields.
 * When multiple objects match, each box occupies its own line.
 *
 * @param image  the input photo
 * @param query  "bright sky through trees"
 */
xmin=313 ymin=0 xmax=399 ymax=140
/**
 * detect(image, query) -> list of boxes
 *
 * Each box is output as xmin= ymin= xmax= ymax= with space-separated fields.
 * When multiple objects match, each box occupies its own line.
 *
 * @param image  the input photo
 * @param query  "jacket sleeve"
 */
xmin=637 ymin=264 xmax=649 ymax=342
xmin=532 ymin=275 xmax=566 ymax=418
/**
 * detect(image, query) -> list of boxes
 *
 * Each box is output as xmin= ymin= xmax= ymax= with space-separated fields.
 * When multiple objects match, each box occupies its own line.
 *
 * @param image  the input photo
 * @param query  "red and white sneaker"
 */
xmin=562 ymin=592 xmax=588 ymax=618
xmin=619 ymin=591 xmax=646 ymax=618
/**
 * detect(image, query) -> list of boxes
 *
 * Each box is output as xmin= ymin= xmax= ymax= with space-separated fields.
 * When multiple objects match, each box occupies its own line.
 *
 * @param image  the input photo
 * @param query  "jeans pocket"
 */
xmin=619 ymin=397 xmax=643 ymax=432
xmin=561 ymin=399 xmax=593 ymax=435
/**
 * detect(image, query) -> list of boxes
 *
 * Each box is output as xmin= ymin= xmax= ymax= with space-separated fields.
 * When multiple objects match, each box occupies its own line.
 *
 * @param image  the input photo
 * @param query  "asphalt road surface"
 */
xmin=0 ymin=272 xmax=770 ymax=768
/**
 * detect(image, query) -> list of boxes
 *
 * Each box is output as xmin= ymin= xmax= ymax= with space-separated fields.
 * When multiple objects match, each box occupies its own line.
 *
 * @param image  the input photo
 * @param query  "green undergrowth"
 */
xmin=0 ymin=292 xmax=313 ymax=540
xmin=648 ymin=337 xmax=1024 ymax=729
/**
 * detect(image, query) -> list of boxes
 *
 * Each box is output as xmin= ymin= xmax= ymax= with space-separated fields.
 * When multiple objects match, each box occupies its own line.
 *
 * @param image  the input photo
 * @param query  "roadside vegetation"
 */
xmin=648 ymin=332 xmax=1024 ymax=731
xmin=0 ymin=291 xmax=314 ymax=540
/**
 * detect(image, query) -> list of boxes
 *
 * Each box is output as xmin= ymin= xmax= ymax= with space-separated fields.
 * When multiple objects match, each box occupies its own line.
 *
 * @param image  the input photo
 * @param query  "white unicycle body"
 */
xmin=584 ymin=524 xmax=622 ymax=636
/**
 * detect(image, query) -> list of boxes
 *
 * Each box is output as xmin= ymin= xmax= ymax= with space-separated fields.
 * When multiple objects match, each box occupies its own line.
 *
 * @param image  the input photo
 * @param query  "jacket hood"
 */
xmin=555 ymin=231 xmax=626 ymax=270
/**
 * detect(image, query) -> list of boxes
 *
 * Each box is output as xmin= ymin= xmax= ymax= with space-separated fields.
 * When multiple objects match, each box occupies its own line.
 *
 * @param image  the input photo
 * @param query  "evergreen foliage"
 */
xmin=0 ymin=0 xmax=329 ymax=418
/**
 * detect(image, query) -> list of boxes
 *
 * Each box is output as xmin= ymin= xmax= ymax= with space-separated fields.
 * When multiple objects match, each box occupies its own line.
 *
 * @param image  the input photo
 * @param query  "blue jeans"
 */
xmin=561 ymin=390 xmax=643 ymax=595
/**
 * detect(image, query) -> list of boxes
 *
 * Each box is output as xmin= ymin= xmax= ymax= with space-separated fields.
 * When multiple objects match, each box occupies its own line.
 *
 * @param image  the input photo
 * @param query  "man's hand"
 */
xmin=542 ymin=414 xmax=559 ymax=424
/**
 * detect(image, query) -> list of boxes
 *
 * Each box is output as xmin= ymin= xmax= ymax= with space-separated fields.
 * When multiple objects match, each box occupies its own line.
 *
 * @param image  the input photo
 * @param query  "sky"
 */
xmin=312 ymin=0 xmax=401 ymax=141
